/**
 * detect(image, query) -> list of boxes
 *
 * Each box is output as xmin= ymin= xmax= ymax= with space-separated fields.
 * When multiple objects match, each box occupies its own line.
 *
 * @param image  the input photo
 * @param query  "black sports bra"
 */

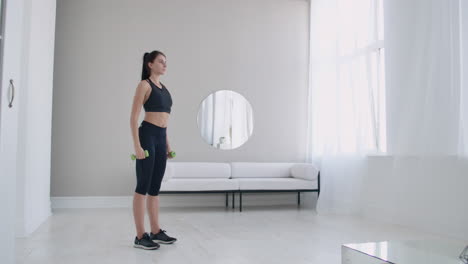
xmin=143 ymin=79 xmax=172 ymax=113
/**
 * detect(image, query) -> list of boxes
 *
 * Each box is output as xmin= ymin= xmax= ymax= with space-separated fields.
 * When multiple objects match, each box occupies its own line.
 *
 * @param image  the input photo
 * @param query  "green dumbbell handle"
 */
xmin=131 ymin=150 xmax=149 ymax=160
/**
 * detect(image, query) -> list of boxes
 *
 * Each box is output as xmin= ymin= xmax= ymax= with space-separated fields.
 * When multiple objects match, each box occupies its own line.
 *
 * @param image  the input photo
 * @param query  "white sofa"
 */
xmin=160 ymin=162 xmax=320 ymax=211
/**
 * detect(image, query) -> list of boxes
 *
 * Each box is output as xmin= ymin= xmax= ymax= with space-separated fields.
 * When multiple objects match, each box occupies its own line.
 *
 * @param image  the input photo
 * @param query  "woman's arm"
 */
xmin=130 ymin=81 xmax=149 ymax=149
xmin=166 ymin=134 xmax=172 ymax=152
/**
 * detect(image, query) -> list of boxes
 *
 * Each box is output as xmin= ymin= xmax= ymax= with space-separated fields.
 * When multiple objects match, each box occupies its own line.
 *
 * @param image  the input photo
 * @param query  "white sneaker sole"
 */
xmin=133 ymin=244 xmax=160 ymax=250
xmin=152 ymin=239 xmax=176 ymax=244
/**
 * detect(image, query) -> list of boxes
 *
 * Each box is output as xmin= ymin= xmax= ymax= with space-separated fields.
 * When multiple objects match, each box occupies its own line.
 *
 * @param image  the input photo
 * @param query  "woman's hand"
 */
xmin=166 ymin=145 xmax=174 ymax=159
xmin=135 ymin=146 xmax=146 ymax=160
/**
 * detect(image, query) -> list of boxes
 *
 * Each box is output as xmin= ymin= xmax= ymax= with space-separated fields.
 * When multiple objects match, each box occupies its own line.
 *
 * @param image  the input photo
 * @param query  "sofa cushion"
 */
xmin=168 ymin=162 xmax=231 ymax=179
xmin=237 ymin=178 xmax=318 ymax=190
xmin=160 ymin=178 xmax=239 ymax=191
xmin=162 ymin=162 xmax=173 ymax=182
xmin=231 ymin=162 xmax=296 ymax=178
xmin=290 ymin=163 xmax=319 ymax=181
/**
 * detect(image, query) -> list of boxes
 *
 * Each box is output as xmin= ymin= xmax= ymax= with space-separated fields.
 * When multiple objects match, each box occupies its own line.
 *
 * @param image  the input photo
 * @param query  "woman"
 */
xmin=130 ymin=50 xmax=177 ymax=250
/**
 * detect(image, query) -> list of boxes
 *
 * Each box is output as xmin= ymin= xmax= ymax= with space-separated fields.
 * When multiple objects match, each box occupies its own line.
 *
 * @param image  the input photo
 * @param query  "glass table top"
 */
xmin=343 ymin=239 xmax=468 ymax=264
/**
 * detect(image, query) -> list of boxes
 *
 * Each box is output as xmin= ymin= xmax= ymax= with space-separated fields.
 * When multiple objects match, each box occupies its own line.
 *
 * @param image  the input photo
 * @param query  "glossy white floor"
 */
xmin=15 ymin=205 xmax=458 ymax=264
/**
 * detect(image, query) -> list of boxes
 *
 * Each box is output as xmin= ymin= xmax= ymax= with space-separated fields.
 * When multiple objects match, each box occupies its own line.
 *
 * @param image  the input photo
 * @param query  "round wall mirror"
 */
xmin=197 ymin=90 xmax=254 ymax=150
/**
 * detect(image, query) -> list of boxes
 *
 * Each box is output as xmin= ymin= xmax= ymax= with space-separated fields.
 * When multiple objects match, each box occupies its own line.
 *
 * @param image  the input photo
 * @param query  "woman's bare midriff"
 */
xmin=144 ymin=112 xmax=170 ymax=128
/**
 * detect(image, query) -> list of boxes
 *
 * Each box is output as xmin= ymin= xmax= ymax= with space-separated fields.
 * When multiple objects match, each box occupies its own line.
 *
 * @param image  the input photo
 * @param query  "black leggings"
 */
xmin=135 ymin=120 xmax=167 ymax=196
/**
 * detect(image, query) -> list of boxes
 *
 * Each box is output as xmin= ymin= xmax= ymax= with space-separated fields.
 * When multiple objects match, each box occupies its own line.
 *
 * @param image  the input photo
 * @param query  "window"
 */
xmin=308 ymin=0 xmax=387 ymax=156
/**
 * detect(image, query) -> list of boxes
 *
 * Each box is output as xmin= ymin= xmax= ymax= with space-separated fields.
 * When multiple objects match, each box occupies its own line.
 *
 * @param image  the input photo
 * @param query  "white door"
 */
xmin=0 ymin=0 xmax=24 ymax=263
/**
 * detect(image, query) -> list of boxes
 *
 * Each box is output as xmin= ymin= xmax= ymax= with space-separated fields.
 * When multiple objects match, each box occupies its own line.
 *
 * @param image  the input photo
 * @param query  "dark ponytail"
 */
xmin=141 ymin=50 xmax=166 ymax=80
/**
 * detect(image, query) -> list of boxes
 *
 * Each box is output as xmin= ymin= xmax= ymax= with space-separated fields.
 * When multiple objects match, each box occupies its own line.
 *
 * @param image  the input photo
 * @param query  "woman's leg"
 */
xmin=133 ymin=193 xmax=146 ymax=239
xmin=133 ymin=125 xmax=156 ymax=239
xmin=147 ymin=134 xmax=168 ymax=234
xmin=147 ymin=195 xmax=161 ymax=233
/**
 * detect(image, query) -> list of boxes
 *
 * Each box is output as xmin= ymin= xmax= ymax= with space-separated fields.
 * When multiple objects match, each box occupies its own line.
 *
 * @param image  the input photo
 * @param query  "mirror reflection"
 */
xmin=197 ymin=90 xmax=254 ymax=150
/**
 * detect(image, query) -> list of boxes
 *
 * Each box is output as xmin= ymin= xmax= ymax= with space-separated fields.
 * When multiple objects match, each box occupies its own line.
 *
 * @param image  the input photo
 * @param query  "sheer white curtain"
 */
xmin=307 ymin=0 xmax=385 ymax=157
xmin=199 ymin=96 xmax=214 ymax=145
xmin=211 ymin=91 xmax=232 ymax=148
xmin=384 ymin=0 xmax=463 ymax=156
xmin=362 ymin=0 xmax=468 ymax=238
xmin=307 ymin=0 xmax=467 ymax=217
xmin=199 ymin=91 xmax=232 ymax=147
xmin=230 ymin=92 xmax=253 ymax=149
xmin=198 ymin=91 xmax=253 ymax=149
xmin=307 ymin=0 xmax=385 ymax=213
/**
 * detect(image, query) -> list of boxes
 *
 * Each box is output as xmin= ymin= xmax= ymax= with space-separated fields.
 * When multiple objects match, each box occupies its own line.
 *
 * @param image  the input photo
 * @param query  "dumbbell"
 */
xmin=131 ymin=150 xmax=149 ymax=160
xmin=168 ymin=151 xmax=176 ymax=158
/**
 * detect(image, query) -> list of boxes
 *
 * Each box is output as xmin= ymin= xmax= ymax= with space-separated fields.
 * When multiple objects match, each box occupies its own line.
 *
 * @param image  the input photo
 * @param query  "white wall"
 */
xmin=461 ymin=0 xmax=468 ymax=154
xmin=51 ymin=0 xmax=310 ymax=198
xmin=16 ymin=0 xmax=56 ymax=237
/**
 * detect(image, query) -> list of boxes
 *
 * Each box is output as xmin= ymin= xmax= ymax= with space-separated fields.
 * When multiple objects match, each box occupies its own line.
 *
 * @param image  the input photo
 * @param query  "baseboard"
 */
xmin=51 ymin=196 xmax=134 ymax=209
xmin=51 ymin=193 xmax=317 ymax=209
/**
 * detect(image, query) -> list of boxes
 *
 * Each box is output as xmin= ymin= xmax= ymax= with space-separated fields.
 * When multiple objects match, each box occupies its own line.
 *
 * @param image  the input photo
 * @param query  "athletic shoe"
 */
xmin=150 ymin=229 xmax=177 ymax=244
xmin=134 ymin=232 xmax=160 ymax=250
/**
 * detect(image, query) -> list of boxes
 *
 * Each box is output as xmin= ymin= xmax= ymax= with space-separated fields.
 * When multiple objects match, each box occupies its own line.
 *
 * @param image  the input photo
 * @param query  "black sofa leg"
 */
xmin=298 ymin=192 xmax=301 ymax=206
xmin=225 ymin=193 xmax=228 ymax=207
xmin=232 ymin=192 xmax=235 ymax=209
xmin=240 ymin=192 xmax=243 ymax=212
